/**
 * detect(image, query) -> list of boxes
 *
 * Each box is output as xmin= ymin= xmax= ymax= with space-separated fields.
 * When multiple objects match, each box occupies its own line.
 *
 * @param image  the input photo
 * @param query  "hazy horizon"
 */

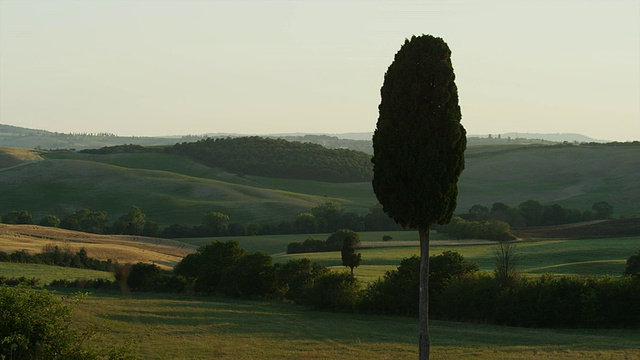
xmin=1 ymin=1 xmax=638 ymax=141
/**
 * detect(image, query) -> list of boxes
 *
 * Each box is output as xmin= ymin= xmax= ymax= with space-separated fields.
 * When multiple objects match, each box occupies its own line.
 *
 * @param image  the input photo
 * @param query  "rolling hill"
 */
xmin=0 ymin=223 xmax=195 ymax=269
xmin=0 ymin=141 xmax=638 ymax=228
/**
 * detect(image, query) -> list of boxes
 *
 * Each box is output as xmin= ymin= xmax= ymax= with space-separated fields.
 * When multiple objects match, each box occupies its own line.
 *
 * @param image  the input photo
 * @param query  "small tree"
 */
xmin=624 ymin=250 xmax=640 ymax=276
xmin=38 ymin=215 xmax=61 ymax=228
xmin=372 ymin=34 xmax=466 ymax=359
xmin=592 ymin=201 xmax=614 ymax=219
xmin=202 ymin=211 xmax=230 ymax=235
xmin=2 ymin=210 xmax=34 ymax=224
xmin=341 ymin=232 xmax=362 ymax=277
xmin=111 ymin=206 xmax=146 ymax=235
xmin=326 ymin=228 xmax=358 ymax=251
xmin=494 ymin=241 xmax=519 ymax=287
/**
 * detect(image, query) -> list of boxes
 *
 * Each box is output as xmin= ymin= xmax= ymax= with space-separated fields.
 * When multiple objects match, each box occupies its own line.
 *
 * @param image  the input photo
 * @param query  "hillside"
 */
xmin=0 ymin=146 xmax=43 ymax=169
xmin=0 ymin=153 xmax=335 ymax=226
xmin=1 ymin=142 xmax=638 ymax=229
xmin=0 ymin=224 xmax=195 ymax=269
xmin=513 ymin=218 xmax=640 ymax=239
xmin=170 ymin=136 xmax=372 ymax=182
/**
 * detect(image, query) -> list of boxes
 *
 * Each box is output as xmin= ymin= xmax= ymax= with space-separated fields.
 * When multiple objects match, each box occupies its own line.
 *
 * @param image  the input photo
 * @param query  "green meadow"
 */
xmin=0 ymin=262 xmax=113 ymax=285
xmin=177 ymin=232 xmax=638 ymax=283
xmin=66 ymin=290 xmax=640 ymax=360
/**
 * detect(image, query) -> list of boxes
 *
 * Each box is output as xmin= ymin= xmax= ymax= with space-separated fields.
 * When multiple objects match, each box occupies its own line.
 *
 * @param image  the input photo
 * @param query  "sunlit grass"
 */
xmin=67 ymin=290 xmax=640 ymax=360
xmin=0 ymin=262 xmax=113 ymax=285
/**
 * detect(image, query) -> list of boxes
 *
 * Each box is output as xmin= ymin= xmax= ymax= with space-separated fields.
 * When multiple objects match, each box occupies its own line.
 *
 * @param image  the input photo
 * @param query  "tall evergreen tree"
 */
xmin=372 ymin=34 xmax=466 ymax=360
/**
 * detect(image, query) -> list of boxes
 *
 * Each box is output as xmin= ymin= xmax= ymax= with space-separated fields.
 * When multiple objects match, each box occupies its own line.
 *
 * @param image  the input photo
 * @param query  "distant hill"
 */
xmin=5 ymin=124 xmax=612 ymax=153
xmin=170 ymin=137 xmax=372 ymax=182
xmin=0 ymin=124 xmax=181 ymax=150
xmin=496 ymin=133 xmax=607 ymax=143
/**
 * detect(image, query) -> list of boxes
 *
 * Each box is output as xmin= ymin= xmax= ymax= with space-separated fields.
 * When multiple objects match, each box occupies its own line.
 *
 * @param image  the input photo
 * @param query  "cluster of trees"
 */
xmin=0 ymin=245 xmax=115 ymax=271
xmin=170 ymin=136 xmax=373 ymax=182
xmin=173 ymin=240 xmax=331 ymax=301
xmin=433 ymin=217 xmax=516 ymax=241
xmin=80 ymin=144 xmax=155 ymax=154
xmin=458 ymin=200 xmax=615 ymax=228
xmin=2 ymin=201 xmax=403 ymax=239
xmin=287 ymin=229 xmax=360 ymax=254
xmin=0 ymin=200 xmax=617 ymax=242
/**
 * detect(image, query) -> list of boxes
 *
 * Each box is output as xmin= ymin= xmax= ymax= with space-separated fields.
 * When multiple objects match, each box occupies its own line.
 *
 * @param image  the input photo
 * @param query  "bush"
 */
xmin=0 ymin=286 xmax=137 ymax=359
xmin=274 ymin=258 xmax=328 ymax=304
xmin=361 ymin=252 xmax=479 ymax=316
xmin=308 ymin=272 xmax=362 ymax=312
xmin=624 ymin=250 xmax=640 ymax=276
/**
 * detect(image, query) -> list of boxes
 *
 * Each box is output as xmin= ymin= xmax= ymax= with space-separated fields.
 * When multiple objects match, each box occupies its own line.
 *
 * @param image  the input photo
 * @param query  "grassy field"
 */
xmin=0 ymin=262 xmax=112 ymax=284
xmin=177 ymin=231 xmax=639 ymax=283
xmin=0 ymin=224 xmax=195 ymax=270
xmin=66 ymin=290 xmax=640 ymax=360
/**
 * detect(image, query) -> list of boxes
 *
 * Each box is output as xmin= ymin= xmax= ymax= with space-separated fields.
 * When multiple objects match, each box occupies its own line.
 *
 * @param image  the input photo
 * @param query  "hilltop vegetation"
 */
xmin=170 ymin=136 xmax=373 ymax=182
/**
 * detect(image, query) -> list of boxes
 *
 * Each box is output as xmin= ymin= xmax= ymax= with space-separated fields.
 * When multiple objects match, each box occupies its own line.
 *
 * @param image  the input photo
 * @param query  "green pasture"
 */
xmin=458 ymin=145 xmax=639 ymax=216
xmin=274 ymin=235 xmax=639 ymax=282
xmin=0 ymin=262 xmax=113 ymax=285
xmin=0 ymin=157 xmax=333 ymax=226
xmin=67 ymin=290 xmax=640 ymax=360
xmin=177 ymin=231 xmax=639 ymax=282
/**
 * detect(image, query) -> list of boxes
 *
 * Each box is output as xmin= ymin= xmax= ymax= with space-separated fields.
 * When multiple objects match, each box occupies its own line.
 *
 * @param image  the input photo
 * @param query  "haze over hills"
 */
xmin=0 ymin=123 xmax=614 ymax=151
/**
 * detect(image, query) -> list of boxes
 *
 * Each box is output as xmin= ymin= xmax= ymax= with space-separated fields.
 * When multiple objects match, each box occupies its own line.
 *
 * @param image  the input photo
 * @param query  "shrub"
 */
xmin=624 ymin=250 xmax=640 ymax=276
xmin=274 ymin=258 xmax=328 ymax=304
xmin=361 ymin=252 xmax=479 ymax=316
xmin=0 ymin=286 xmax=137 ymax=359
xmin=309 ymin=272 xmax=362 ymax=312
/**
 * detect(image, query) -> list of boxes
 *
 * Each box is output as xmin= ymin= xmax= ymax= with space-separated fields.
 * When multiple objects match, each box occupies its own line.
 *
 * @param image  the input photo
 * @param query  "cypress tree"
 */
xmin=372 ymin=34 xmax=466 ymax=360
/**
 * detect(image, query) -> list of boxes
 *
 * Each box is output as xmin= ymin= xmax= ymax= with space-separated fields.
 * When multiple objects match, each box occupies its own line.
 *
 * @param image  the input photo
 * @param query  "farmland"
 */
xmin=1 ymin=139 xmax=639 ymax=359
xmin=65 ymin=290 xmax=640 ymax=360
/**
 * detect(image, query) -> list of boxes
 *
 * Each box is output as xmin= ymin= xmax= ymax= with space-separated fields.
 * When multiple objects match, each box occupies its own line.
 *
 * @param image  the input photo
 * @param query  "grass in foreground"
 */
xmin=68 ymin=290 xmax=640 ymax=360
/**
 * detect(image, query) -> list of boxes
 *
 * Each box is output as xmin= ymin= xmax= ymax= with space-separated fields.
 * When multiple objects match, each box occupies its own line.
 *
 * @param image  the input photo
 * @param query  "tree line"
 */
xmin=1 ymin=201 xmax=402 ymax=238
xmin=0 ymin=199 xmax=617 ymax=241
xmin=456 ymin=200 xmax=614 ymax=227
xmin=169 ymin=136 xmax=373 ymax=182
xmin=35 ymin=238 xmax=640 ymax=329
xmin=0 ymin=245 xmax=115 ymax=271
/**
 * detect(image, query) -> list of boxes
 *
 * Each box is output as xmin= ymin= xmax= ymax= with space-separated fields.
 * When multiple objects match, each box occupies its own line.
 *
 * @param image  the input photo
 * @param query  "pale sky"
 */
xmin=1 ymin=0 xmax=639 ymax=141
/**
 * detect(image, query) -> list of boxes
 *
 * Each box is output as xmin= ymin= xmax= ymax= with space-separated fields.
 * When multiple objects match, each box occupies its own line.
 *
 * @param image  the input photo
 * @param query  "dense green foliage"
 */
xmin=0 ymin=246 xmax=115 ymax=272
xmin=173 ymin=240 xmax=330 ymax=302
xmin=458 ymin=200 xmax=615 ymax=228
xmin=625 ymin=250 xmax=640 ymax=276
xmin=0 ymin=286 xmax=136 ymax=359
xmin=340 ymin=231 xmax=362 ymax=276
xmin=171 ymin=136 xmax=373 ymax=182
xmin=287 ymin=228 xmax=361 ymax=254
xmin=436 ymin=274 xmax=640 ymax=327
xmin=361 ymin=252 xmax=479 ymax=316
xmin=434 ymin=217 xmax=516 ymax=241
xmin=173 ymin=241 xmax=247 ymax=294
xmin=1 ymin=210 xmax=33 ymax=225
xmin=372 ymin=34 xmax=467 ymax=359
xmin=372 ymin=35 xmax=466 ymax=229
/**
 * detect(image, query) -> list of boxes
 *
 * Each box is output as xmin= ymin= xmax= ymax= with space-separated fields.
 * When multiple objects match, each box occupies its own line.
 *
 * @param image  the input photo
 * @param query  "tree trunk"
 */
xmin=418 ymin=225 xmax=430 ymax=360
